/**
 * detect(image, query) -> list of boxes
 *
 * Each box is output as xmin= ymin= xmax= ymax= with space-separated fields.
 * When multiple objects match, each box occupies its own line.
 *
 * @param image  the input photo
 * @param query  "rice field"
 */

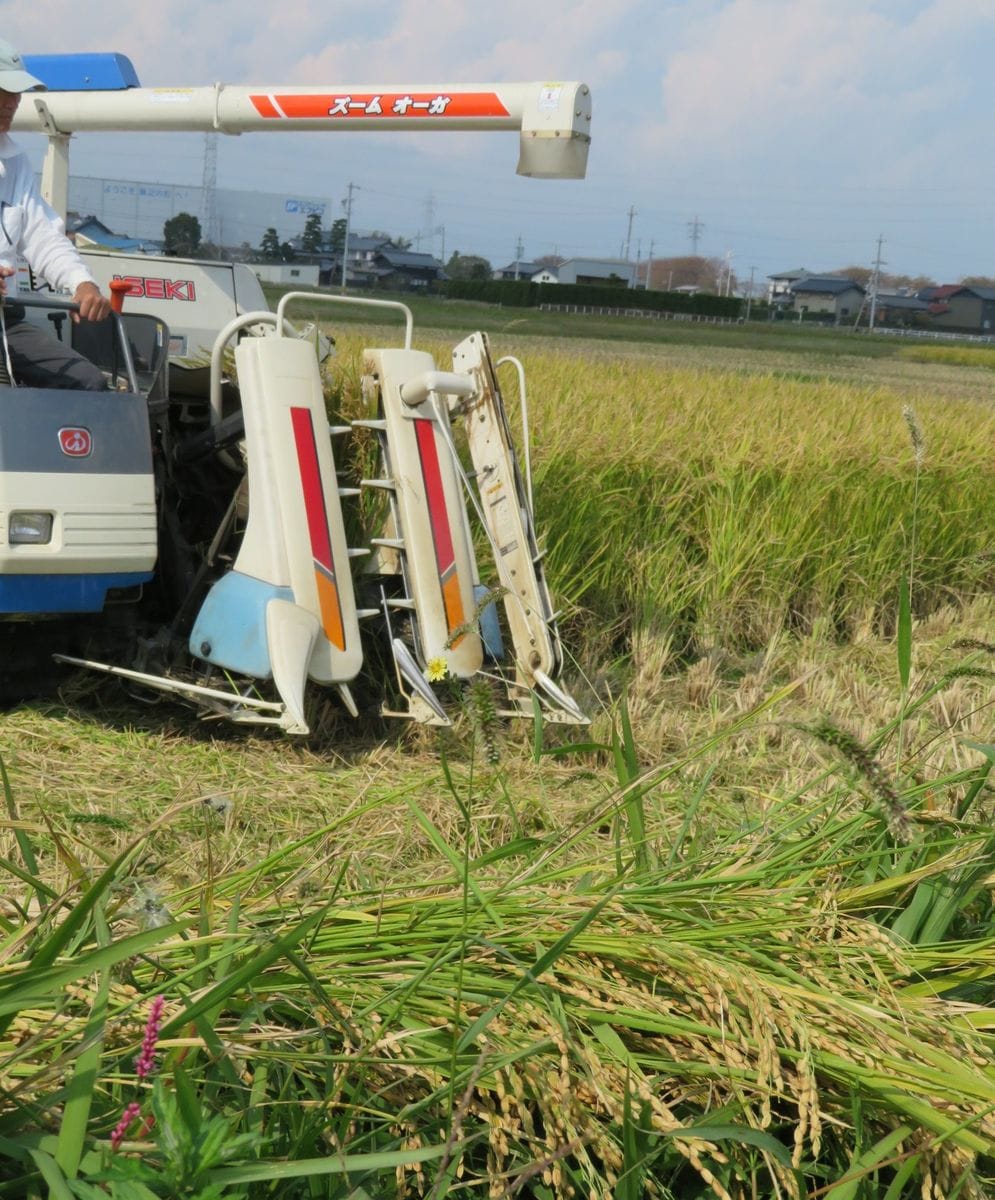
xmin=2 ymin=314 xmax=995 ymax=1198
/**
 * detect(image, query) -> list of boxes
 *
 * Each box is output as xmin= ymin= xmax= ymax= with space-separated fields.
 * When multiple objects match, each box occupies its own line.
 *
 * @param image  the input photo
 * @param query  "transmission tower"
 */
xmin=688 ymin=214 xmax=704 ymax=255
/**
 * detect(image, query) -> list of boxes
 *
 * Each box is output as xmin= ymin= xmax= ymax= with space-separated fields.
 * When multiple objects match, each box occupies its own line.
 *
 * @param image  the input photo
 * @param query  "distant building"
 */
xmin=372 ymin=247 xmax=446 ymax=289
xmin=556 ymin=257 xmax=635 ymax=287
xmin=316 ymin=235 xmax=444 ymax=290
xmin=872 ymin=293 xmax=929 ymax=326
xmin=772 ymin=274 xmax=864 ymax=321
xmin=69 ymin=213 xmax=162 ymax=254
xmin=59 ymin=174 xmax=331 ymax=253
xmin=917 ymin=285 xmax=995 ymax=334
xmin=493 ymin=259 xmax=543 ymax=281
xmin=767 ymin=268 xmax=809 ymax=304
xmin=252 ymin=262 xmax=320 ymax=287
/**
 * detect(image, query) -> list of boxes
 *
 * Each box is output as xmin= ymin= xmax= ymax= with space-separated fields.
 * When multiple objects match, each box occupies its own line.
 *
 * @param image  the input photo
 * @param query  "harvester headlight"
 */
xmin=9 ymin=512 xmax=53 ymax=545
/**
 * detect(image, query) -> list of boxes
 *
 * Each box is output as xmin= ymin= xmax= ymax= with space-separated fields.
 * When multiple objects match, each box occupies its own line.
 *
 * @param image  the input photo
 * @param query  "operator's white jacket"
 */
xmin=0 ymin=134 xmax=96 ymax=293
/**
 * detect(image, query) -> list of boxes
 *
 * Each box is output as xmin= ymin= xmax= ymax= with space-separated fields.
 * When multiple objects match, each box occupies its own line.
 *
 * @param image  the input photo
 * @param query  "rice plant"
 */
xmin=4 ymin=321 xmax=995 ymax=1198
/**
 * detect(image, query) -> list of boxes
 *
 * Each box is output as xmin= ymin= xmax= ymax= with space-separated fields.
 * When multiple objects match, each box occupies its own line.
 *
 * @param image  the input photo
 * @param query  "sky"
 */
xmin=3 ymin=0 xmax=994 ymax=284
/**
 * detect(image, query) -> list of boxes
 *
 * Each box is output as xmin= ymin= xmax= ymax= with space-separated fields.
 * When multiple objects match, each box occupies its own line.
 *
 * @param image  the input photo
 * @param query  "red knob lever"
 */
xmin=109 ymin=279 xmax=131 ymax=314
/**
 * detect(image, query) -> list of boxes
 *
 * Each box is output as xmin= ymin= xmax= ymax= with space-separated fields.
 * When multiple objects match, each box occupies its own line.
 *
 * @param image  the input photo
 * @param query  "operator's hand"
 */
xmin=0 ymin=265 xmax=14 ymax=296
xmin=72 ymin=281 xmax=111 ymax=323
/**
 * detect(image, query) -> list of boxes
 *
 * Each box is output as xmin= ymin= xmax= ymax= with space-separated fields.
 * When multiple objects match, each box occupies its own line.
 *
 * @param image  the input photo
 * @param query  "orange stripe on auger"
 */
xmin=248 ymin=92 xmax=510 ymax=120
xmin=249 ymin=94 xmax=281 ymax=118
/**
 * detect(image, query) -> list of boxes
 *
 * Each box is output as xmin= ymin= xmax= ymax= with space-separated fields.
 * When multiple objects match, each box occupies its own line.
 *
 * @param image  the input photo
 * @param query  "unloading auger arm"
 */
xmin=11 ymin=62 xmax=591 ymax=217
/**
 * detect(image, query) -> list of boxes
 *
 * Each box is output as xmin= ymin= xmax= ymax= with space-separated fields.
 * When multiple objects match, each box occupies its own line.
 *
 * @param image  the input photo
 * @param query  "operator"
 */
xmin=0 ymin=37 xmax=111 ymax=390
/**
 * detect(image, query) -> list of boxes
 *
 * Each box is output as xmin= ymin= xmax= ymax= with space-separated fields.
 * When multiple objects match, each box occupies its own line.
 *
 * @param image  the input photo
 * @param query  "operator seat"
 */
xmin=71 ymin=312 xmax=170 ymax=403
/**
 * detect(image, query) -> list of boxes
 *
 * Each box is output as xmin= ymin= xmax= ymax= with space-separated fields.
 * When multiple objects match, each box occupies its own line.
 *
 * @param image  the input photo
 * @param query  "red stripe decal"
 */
xmin=248 ymin=92 xmax=510 ymax=120
xmin=414 ymin=417 xmax=465 ymax=634
xmin=290 ymin=407 xmax=346 ymax=650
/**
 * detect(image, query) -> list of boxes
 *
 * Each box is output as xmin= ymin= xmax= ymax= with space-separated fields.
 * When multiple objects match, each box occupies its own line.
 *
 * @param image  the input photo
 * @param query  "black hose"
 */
xmin=0 ymin=303 xmax=13 ymax=386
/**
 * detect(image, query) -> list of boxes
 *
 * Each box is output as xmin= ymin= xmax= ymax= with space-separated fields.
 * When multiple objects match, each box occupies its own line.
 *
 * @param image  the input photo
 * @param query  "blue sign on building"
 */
xmin=285 ymin=199 xmax=326 ymax=217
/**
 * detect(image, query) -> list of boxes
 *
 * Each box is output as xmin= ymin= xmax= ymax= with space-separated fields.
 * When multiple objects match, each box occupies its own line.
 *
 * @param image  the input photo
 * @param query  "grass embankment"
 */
xmin=3 ymin=314 xmax=995 ymax=1197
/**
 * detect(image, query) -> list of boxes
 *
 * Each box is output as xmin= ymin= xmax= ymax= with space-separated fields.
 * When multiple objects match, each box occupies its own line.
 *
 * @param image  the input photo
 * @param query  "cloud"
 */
xmin=632 ymin=0 xmax=995 ymax=180
xmin=7 ymin=0 xmax=995 ymax=276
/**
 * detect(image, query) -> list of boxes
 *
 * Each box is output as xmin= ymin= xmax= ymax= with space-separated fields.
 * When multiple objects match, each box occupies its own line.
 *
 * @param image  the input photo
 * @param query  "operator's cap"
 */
xmin=0 ymin=39 xmax=45 ymax=93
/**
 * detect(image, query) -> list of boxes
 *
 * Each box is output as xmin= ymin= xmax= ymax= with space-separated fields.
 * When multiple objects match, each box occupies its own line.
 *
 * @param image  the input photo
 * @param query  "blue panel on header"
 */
xmin=190 ymin=572 xmax=294 ymax=680
xmin=22 ymin=53 xmax=140 ymax=91
xmin=0 ymin=571 xmax=151 ymax=614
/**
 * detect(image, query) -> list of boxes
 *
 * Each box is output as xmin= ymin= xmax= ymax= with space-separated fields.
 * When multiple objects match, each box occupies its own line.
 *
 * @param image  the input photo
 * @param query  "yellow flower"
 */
xmin=424 ymin=657 xmax=448 ymax=683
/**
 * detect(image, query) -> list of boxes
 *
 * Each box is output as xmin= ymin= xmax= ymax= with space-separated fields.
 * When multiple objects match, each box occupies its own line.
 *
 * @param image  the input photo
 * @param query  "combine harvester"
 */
xmin=1 ymin=52 xmax=591 ymax=733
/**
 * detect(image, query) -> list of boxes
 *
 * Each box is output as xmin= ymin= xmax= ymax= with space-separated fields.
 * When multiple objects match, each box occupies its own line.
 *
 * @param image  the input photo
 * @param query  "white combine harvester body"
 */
xmin=78 ymin=250 xmax=269 ymax=361
xmin=1 ymin=53 xmax=590 ymax=732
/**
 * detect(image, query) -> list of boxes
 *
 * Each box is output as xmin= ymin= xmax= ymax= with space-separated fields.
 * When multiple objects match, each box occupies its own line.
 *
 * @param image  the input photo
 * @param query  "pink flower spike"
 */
xmin=110 ymin=1101 xmax=141 ymax=1151
xmin=134 ymin=994 xmax=165 ymax=1079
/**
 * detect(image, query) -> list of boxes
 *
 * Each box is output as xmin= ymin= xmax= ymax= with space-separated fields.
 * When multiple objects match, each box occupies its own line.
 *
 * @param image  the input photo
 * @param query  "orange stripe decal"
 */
xmin=441 ymin=572 xmax=466 ymax=640
xmin=315 ymin=570 xmax=345 ymax=652
xmin=249 ymin=92 xmax=510 ymax=120
xmin=250 ymin=94 xmax=281 ymax=118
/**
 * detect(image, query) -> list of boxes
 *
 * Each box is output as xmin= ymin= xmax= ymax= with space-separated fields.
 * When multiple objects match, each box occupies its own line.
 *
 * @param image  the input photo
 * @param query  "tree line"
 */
xmin=160 ymin=213 xmax=994 ymax=294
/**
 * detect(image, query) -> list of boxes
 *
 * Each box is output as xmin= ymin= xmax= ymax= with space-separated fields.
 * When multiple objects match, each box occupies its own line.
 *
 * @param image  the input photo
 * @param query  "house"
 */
xmin=371 ymin=247 xmax=446 ymax=290
xmin=555 ymin=257 xmax=636 ymax=288
xmin=318 ymin=234 xmax=447 ymax=289
xmin=767 ymin=268 xmax=809 ymax=304
xmin=68 ymin=213 xmax=162 ymax=254
xmin=319 ymin=234 xmax=394 ymax=286
xmin=345 ymin=234 xmax=394 ymax=265
xmin=917 ymin=285 xmax=995 ymax=334
xmin=531 ymin=268 xmax=559 ymax=284
xmin=494 ymin=260 xmax=543 ymax=281
xmin=871 ymin=293 xmax=929 ymax=327
xmin=788 ymin=276 xmax=865 ymax=321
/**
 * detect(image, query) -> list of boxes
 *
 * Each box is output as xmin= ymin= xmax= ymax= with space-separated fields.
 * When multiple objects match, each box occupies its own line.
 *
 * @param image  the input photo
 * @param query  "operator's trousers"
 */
xmin=3 ymin=313 xmax=108 ymax=391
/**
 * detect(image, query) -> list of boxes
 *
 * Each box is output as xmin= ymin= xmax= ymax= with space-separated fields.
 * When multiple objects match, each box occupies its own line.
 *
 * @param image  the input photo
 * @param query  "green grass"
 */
xmin=265 ymin=283 xmax=904 ymax=357
xmin=898 ymin=343 xmax=995 ymax=369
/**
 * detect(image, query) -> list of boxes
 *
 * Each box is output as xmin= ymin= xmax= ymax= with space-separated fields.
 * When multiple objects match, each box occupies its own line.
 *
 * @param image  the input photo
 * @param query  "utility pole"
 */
xmin=340 ymin=181 xmax=357 ymax=290
xmin=624 ymin=204 xmax=636 ymax=263
xmin=688 ymin=215 xmax=704 ymax=255
xmin=646 ymin=238 xmax=655 ymax=290
xmin=868 ymin=233 xmax=885 ymax=331
xmin=514 ymin=233 xmax=524 ymax=279
xmin=421 ymin=193 xmax=436 ymax=254
xmin=745 ymin=265 xmax=756 ymax=321
xmin=201 ymin=133 xmax=218 ymax=249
